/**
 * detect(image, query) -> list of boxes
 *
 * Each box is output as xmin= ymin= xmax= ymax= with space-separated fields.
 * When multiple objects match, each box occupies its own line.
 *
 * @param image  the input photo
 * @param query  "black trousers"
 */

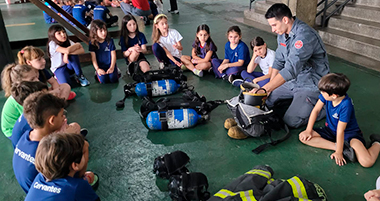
xmin=169 ymin=0 xmax=178 ymax=10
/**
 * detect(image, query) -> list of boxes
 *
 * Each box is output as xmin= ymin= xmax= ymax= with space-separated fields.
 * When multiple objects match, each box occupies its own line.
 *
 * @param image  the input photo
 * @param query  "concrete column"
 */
xmin=0 ymin=10 xmax=14 ymax=72
xmin=287 ymin=0 xmax=318 ymax=26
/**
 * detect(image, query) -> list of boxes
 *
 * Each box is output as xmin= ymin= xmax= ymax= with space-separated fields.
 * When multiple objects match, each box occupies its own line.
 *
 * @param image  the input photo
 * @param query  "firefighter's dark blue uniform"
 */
xmin=266 ymin=17 xmax=330 ymax=128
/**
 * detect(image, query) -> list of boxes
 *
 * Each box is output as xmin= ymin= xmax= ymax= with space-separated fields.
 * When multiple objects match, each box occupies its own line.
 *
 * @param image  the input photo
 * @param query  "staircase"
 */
xmin=244 ymin=0 xmax=380 ymax=72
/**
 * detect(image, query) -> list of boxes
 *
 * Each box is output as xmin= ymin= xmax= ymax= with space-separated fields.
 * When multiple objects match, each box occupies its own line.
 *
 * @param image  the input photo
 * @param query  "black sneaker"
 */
xmin=80 ymin=128 xmax=88 ymax=137
xmin=370 ymin=134 xmax=380 ymax=145
xmin=228 ymin=74 xmax=235 ymax=84
xmin=342 ymin=141 xmax=357 ymax=162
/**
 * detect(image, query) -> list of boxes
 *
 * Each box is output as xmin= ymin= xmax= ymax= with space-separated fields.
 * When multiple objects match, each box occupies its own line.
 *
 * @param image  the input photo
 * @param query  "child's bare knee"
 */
xmin=66 ymin=122 xmax=81 ymax=134
xmin=359 ymin=158 xmax=374 ymax=168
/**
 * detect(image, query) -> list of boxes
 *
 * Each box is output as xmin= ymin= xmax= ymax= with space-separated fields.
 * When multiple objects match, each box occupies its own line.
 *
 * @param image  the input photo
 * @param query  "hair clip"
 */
xmin=20 ymin=50 xmax=24 ymax=54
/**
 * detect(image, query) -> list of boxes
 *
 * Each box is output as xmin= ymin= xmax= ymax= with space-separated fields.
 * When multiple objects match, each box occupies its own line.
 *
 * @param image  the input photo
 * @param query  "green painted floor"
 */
xmin=1 ymin=0 xmax=380 ymax=200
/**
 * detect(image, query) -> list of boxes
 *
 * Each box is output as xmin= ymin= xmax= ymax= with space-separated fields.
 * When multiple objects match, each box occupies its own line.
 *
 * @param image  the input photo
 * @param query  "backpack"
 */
xmin=226 ymin=94 xmax=290 ymax=154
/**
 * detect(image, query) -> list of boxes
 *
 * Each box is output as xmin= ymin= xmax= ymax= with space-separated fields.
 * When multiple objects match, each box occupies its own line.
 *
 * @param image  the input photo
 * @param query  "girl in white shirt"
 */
xmin=47 ymin=25 xmax=89 ymax=87
xmin=151 ymin=14 xmax=185 ymax=69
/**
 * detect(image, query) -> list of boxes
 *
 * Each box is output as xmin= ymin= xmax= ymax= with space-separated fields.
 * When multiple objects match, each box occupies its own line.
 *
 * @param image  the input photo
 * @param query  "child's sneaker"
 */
xmin=84 ymin=171 xmax=99 ymax=190
xmin=78 ymin=75 xmax=90 ymax=86
xmin=192 ymin=69 xmax=203 ymax=77
xmin=80 ymin=128 xmax=88 ymax=137
xmin=232 ymin=79 xmax=244 ymax=87
xmin=159 ymin=62 xmax=165 ymax=69
xmin=228 ymin=74 xmax=236 ymax=84
xmin=67 ymin=91 xmax=76 ymax=100
xmin=370 ymin=134 xmax=380 ymax=145
xmin=342 ymin=141 xmax=357 ymax=162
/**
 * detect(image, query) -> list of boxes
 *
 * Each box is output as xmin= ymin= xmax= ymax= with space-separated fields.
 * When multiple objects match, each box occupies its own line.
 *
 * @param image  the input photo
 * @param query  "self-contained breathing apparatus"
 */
xmin=153 ymin=151 xmax=210 ymax=201
xmin=116 ymin=63 xmax=188 ymax=109
xmin=227 ymin=81 xmax=290 ymax=154
xmin=140 ymin=90 xmax=224 ymax=130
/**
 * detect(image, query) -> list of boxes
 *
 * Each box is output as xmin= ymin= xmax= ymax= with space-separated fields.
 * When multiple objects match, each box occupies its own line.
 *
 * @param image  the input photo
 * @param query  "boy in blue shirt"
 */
xmin=299 ymin=73 xmax=380 ymax=167
xmin=10 ymin=81 xmax=48 ymax=148
xmin=73 ymin=0 xmax=92 ymax=26
xmin=25 ymin=132 xmax=99 ymax=201
xmin=93 ymin=0 xmax=118 ymax=27
xmin=13 ymin=92 xmax=67 ymax=193
xmin=43 ymin=0 xmax=59 ymax=24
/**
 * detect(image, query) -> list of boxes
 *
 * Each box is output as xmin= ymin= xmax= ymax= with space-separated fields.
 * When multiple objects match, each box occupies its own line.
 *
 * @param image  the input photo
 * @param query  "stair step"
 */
xmin=341 ymin=4 xmax=380 ymax=23
xmin=324 ymin=44 xmax=380 ymax=72
xmin=318 ymin=28 xmax=380 ymax=62
xmin=328 ymin=15 xmax=380 ymax=40
xmin=236 ymin=16 xmax=273 ymax=34
xmin=356 ymin=0 xmax=380 ymax=8
xmin=244 ymin=9 xmax=269 ymax=26
xmin=253 ymin=0 xmax=273 ymax=13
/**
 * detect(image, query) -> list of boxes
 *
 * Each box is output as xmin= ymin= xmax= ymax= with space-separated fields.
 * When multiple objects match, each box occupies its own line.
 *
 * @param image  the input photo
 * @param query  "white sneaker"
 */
xmin=159 ymin=62 xmax=165 ymax=69
xmin=193 ymin=69 xmax=203 ymax=77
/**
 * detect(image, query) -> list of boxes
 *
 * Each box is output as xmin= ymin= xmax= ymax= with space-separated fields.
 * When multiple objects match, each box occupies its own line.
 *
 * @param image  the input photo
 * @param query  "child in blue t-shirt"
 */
xmin=89 ymin=20 xmax=119 ymax=84
xmin=43 ymin=0 xmax=59 ymax=24
xmin=25 ymin=133 xmax=99 ymax=201
xmin=93 ymin=0 xmax=118 ymax=27
xmin=299 ymin=73 xmax=380 ymax=167
xmin=119 ymin=14 xmax=150 ymax=73
xmin=214 ymin=25 xmax=250 ymax=83
xmin=73 ymin=0 xmax=92 ymax=27
xmin=10 ymin=81 xmax=48 ymax=148
xmin=13 ymin=92 xmax=67 ymax=193
xmin=181 ymin=24 xmax=220 ymax=77
xmin=61 ymin=0 xmax=75 ymax=26
xmin=13 ymin=92 xmax=86 ymax=193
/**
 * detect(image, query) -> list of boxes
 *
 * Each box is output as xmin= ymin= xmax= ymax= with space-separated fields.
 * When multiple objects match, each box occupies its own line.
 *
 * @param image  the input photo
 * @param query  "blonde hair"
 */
xmin=17 ymin=46 xmax=45 ymax=65
xmin=1 ymin=63 xmax=34 ymax=97
xmin=152 ymin=14 xmax=168 ymax=44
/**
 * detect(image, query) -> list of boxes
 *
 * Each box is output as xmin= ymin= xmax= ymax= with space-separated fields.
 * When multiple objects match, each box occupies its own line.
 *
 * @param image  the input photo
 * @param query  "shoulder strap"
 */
xmin=252 ymin=117 xmax=290 ymax=154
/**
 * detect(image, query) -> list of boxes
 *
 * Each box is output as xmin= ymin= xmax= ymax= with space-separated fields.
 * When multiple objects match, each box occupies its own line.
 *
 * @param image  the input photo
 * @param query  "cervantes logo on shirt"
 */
xmin=104 ymin=46 xmax=110 ymax=51
xmin=294 ymin=40 xmax=303 ymax=49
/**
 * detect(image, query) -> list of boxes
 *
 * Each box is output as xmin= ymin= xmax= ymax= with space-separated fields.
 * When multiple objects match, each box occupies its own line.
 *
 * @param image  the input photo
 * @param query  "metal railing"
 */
xmin=316 ymin=0 xmax=356 ymax=27
xmin=249 ymin=0 xmax=257 ymax=11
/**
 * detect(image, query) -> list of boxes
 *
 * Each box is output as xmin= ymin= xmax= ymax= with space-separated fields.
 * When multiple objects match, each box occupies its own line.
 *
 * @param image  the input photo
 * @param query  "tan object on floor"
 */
xmin=224 ymin=118 xmax=237 ymax=129
xmin=228 ymin=126 xmax=248 ymax=139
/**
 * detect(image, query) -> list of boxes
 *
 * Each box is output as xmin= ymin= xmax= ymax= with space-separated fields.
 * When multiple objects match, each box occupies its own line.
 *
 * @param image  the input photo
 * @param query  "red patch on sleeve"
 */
xmin=294 ymin=40 xmax=303 ymax=49
xmin=280 ymin=43 xmax=286 ymax=47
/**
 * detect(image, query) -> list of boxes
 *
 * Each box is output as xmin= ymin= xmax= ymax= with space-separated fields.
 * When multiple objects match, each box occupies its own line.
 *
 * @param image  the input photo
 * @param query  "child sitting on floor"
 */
xmin=93 ymin=0 xmax=118 ymax=27
xmin=214 ymin=26 xmax=250 ymax=84
xmin=299 ymin=73 xmax=380 ymax=167
xmin=12 ymin=92 xmax=85 ymax=193
xmin=89 ymin=20 xmax=119 ymax=84
xmin=232 ymin=36 xmax=275 ymax=87
xmin=73 ymin=0 xmax=92 ymax=27
xmin=25 ymin=132 xmax=99 ymax=201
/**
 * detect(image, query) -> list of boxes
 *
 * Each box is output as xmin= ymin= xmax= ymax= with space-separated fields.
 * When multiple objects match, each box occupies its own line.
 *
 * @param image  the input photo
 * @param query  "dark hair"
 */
xmin=47 ymin=25 xmax=71 ymax=58
xmin=250 ymin=36 xmax=265 ymax=50
xmin=35 ymin=132 xmax=85 ymax=181
xmin=227 ymin=26 xmax=242 ymax=37
xmin=193 ymin=24 xmax=217 ymax=56
xmin=89 ymin=20 xmax=109 ymax=49
xmin=318 ymin=73 xmax=350 ymax=96
xmin=265 ymin=3 xmax=293 ymax=20
xmin=119 ymin=14 xmax=140 ymax=49
xmin=11 ymin=81 xmax=48 ymax=105
xmin=23 ymin=91 xmax=66 ymax=129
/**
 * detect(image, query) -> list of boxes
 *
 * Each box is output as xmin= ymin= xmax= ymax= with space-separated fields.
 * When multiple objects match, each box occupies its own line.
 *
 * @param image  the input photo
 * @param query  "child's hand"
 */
xmin=218 ymin=64 xmax=229 ymax=73
xmin=331 ymin=151 xmax=346 ymax=166
xmin=173 ymin=43 xmax=180 ymax=50
xmin=84 ymin=171 xmax=95 ymax=184
xmin=134 ymin=44 xmax=141 ymax=52
xmin=252 ymin=78 xmax=258 ymax=84
xmin=191 ymin=59 xmax=198 ymax=64
xmin=299 ymin=130 xmax=313 ymax=141
xmin=96 ymin=69 xmax=106 ymax=76
xmin=49 ymin=88 xmax=61 ymax=97
xmin=174 ymin=60 xmax=182 ymax=67
xmin=365 ymin=189 xmax=380 ymax=201
xmin=106 ymin=67 xmax=115 ymax=74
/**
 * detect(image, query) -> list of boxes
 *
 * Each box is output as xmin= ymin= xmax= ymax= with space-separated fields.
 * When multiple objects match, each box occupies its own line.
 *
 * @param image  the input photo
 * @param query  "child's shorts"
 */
xmin=314 ymin=126 xmax=366 ymax=146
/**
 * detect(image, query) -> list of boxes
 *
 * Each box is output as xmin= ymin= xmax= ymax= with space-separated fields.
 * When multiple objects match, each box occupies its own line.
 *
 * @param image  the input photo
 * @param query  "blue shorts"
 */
xmin=314 ymin=126 xmax=366 ymax=146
